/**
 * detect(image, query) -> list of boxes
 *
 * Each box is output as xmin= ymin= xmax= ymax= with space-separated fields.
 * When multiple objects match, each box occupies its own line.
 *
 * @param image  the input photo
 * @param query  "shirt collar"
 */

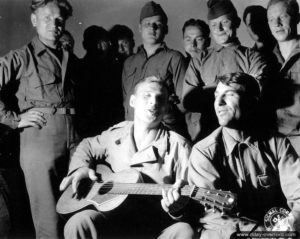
xmin=273 ymin=38 xmax=300 ymax=64
xmin=114 ymin=122 xmax=169 ymax=156
xmin=214 ymin=38 xmax=241 ymax=52
xmin=222 ymin=127 xmax=257 ymax=156
xmin=137 ymin=42 xmax=168 ymax=56
xmin=31 ymin=36 xmax=48 ymax=56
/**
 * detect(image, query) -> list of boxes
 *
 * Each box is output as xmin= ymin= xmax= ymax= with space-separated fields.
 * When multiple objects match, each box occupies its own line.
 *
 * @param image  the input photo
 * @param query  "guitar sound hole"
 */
xmin=98 ymin=181 xmax=114 ymax=195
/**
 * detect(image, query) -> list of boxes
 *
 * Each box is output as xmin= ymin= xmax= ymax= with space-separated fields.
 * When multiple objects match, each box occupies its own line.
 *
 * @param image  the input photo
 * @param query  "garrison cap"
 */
xmin=207 ymin=0 xmax=237 ymax=20
xmin=140 ymin=1 xmax=168 ymax=23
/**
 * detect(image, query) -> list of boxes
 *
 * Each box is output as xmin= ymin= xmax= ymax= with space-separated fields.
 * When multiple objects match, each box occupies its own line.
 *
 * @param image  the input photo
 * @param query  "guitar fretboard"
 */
xmin=98 ymin=183 xmax=193 ymax=196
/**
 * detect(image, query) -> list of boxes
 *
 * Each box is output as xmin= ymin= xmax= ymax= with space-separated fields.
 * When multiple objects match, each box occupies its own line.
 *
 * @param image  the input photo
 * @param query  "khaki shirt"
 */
xmin=0 ymin=36 xmax=79 ymax=128
xmin=189 ymin=127 xmax=300 ymax=237
xmin=69 ymin=121 xmax=191 ymax=184
xmin=182 ymin=40 xmax=268 ymax=141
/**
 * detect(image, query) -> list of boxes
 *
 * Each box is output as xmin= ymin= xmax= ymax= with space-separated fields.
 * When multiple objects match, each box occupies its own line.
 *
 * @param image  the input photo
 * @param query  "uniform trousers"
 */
xmin=20 ymin=113 xmax=79 ymax=238
xmin=64 ymin=197 xmax=196 ymax=239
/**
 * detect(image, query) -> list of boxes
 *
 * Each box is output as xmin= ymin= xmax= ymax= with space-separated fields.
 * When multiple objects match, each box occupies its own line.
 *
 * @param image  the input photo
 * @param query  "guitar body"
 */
xmin=57 ymin=165 xmax=142 ymax=215
xmin=57 ymin=165 xmax=237 ymax=216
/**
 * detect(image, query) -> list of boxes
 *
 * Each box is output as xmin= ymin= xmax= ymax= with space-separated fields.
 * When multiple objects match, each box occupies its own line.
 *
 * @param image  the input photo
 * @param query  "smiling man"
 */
xmin=60 ymin=76 xmax=195 ymax=239
xmin=182 ymin=0 xmax=268 ymax=142
xmin=0 ymin=0 xmax=80 ymax=238
xmin=266 ymin=0 xmax=300 ymax=155
xmin=186 ymin=73 xmax=300 ymax=238
xmin=122 ymin=1 xmax=188 ymax=138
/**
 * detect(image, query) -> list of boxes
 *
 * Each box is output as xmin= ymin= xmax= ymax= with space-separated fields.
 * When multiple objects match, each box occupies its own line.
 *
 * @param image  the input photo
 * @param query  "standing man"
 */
xmin=122 ymin=1 xmax=188 ymax=138
xmin=182 ymin=18 xmax=211 ymax=61
xmin=182 ymin=0 xmax=268 ymax=142
xmin=267 ymin=0 xmax=300 ymax=155
xmin=187 ymin=73 xmax=300 ymax=238
xmin=0 ymin=0 xmax=80 ymax=238
xmin=182 ymin=18 xmax=210 ymax=142
xmin=60 ymin=77 xmax=195 ymax=239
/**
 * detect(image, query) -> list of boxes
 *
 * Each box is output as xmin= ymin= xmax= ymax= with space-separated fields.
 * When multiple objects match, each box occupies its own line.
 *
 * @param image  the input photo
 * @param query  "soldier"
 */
xmin=182 ymin=18 xmax=210 ymax=61
xmin=166 ymin=73 xmax=300 ymax=238
xmin=60 ymin=77 xmax=195 ymax=239
xmin=0 ymin=0 xmax=80 ymax=237
xmin=122 ymin=1 xmax=188 ymax=138
xmin=182 ymin=0 xmax=268 ymax=143
xmin=267 ymin=0 xmax=300 ymax=155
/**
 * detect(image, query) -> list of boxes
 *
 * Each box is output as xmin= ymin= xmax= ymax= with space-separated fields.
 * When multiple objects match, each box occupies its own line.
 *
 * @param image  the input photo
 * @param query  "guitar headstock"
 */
xmin=189 ymin=186 xmax=237 ymax=213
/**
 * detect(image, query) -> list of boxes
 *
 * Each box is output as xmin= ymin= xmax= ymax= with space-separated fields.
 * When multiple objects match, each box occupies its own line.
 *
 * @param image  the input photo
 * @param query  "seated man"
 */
xmin=59 ymin=77 xmax=195 ymax=239
xmin=186 ymin=72 xmax=300 ymax=238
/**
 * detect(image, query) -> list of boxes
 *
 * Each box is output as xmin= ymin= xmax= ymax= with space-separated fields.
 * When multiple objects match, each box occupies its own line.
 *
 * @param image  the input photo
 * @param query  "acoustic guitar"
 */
xmin=57 ymin=165 xmax=236 ymax=215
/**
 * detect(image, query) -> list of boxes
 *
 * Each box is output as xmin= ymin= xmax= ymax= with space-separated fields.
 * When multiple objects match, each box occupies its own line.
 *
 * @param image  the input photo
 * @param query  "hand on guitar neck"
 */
xmin=161 ymin=179 xmax=190 ymax=216
xmin=59 ymin=167 xmax=98 ymax=196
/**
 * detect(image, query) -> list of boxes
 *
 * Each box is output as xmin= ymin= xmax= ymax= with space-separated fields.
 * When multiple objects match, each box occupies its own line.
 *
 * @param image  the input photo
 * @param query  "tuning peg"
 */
xmin=206 ymin=191 xmax=210 ymax=194
xmin=212 ymin=207 xmax=216 ymax=213
xmin=236 ymin=212 xmax=240 ymax=217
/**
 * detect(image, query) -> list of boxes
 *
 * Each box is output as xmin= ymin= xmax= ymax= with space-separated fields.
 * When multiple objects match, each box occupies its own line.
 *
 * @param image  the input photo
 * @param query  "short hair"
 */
xmin=133 ymin=76 xmax=168 ymax=96
xmin=83 ymin=25 xmax=110 ymax=51
xmin=217 ymin=72 xmax=260 ymax=101
xmin=243 ymin=5 xmax=267 ymax=24
xmin=109 ymin=25 xmax=135 ymax=46
xmin=31 ymin=0 xmax=72 ymax=19
xmin=267 ymin=0 xmax=299 ymax=19
xmin=182 ymin=18 xmax=210 ymax=38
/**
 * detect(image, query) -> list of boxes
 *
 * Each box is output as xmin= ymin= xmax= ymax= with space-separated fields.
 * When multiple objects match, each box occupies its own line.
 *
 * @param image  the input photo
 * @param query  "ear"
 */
xmin=138 ymin=23 xmax=142 ymax=34
xmin=164 ymin=25 xmax=168 ymax=35
xmin=129 ymin=95 xmax=136 ymax=109
xmin=294 ymin=13 xmax=300 ymax=25
xmin=234 ymin=16 xmax=241 ymax=29
xmin=31 ymin=13 xmax=37 ymax=27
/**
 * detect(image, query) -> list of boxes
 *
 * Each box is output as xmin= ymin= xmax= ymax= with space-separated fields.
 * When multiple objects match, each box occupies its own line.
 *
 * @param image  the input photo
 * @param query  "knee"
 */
xmin=175 ymin=223 xmax=196 ymax=239
xmin=64 ymin=210 xmax=100 ymax=239
xmin=160 ymin=222 xmax=196 ymax=239
xmin=200 ymin=229 xmax=223 ymax=239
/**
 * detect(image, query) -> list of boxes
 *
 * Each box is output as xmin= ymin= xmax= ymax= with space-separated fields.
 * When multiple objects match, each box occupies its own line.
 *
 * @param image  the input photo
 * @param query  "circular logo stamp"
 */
xmin=264 ymin=207 xmax=290 ymax=231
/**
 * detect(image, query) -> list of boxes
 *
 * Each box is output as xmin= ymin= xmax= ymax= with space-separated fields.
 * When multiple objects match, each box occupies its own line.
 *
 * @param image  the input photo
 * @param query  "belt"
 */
xmin=33 ymin=107 xmax=76 ymax=115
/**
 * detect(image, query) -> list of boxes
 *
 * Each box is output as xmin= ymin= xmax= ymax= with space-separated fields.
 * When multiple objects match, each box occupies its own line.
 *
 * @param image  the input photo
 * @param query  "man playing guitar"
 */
xmin=59 ymin=76 xmax=196 ymax=239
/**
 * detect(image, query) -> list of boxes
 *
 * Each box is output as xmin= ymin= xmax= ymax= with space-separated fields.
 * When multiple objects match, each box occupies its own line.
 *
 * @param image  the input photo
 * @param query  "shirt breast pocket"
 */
xmin=257 ymin=174 xmax=278 ymax=189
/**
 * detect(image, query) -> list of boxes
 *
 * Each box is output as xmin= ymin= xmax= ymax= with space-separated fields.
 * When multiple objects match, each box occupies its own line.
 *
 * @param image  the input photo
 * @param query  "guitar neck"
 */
xmin=101 ymin=183 xmax=193 ymax=196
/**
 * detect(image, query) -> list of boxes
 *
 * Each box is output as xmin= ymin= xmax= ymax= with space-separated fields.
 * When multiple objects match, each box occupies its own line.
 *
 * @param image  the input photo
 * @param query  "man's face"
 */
xmin=139 ymin=15 xmax=166 ymax=45
xmin=130 ymin=80 xmax=168 ymax=127
xmin=31 ymin=2 xmax=66 ymax=47
xmin=209 ymin=14 xmax=236 ymax=46
xmin=267 ymin=2 xmax=294 ymax=42
xmin=183 ymin=25 xmax=209 ymax=57
xmin=96 ymin=38 xmax=110 ymax=53
xmin=118 ymin=38 xmax=134 ymax=57
xmin=214 ymin=82 xmax=244 ymax=128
